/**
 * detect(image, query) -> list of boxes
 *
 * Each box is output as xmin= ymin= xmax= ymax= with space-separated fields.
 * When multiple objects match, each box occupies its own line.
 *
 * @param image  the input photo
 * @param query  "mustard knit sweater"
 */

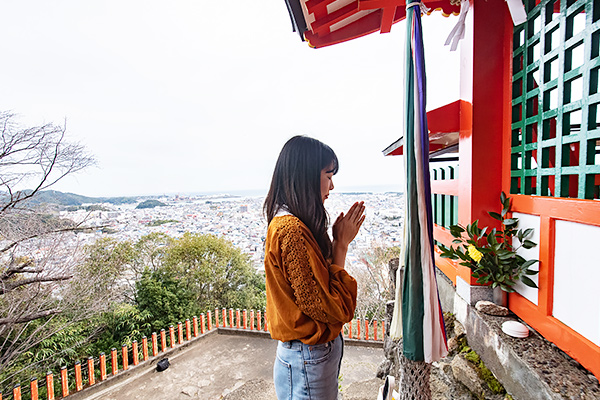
xmin=265 ymin=215 xmax=357 ymax=345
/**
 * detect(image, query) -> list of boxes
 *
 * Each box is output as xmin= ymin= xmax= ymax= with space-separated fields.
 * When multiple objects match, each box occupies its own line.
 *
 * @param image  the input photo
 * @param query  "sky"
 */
xmin=0 ymin=1 xmax=460 ymax=197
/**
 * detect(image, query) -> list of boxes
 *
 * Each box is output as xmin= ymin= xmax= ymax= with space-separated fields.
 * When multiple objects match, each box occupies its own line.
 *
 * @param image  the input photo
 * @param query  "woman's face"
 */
xmin=320 ymin=164 xmax=335 ymax=203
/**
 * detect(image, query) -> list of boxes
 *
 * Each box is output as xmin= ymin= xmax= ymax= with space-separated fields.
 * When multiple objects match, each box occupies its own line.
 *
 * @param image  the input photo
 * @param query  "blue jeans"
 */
xmin=273 ymin=334 xmax=343 ymax=400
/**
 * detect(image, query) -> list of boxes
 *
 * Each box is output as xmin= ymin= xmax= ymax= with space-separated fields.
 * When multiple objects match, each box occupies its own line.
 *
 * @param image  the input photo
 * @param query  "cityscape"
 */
xmin=61 ymin=192 xmax=406 ymax=271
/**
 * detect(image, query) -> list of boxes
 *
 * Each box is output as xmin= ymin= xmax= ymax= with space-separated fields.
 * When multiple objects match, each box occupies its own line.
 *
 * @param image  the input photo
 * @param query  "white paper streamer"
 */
xmin=444 ymin=0 xmax=469 ymax=51
xmin=506 ymin=0 xmax=527 ymax=26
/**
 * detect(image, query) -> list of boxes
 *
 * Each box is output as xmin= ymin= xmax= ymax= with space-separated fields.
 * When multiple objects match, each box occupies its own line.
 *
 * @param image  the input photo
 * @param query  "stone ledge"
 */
xmin=454 ymin=293 xmax=600 ymax=400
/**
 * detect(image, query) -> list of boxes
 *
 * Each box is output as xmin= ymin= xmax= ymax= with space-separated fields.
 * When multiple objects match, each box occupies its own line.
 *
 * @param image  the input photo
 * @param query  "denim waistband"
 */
xmin=279 ymin=334 xmax=340 ymax=350
xmin=280 ymin=339 xmax=305 ymax=350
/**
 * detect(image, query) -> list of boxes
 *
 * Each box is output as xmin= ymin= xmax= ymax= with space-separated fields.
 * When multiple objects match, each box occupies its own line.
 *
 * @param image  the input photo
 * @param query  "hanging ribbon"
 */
xmin=444 ymin=0 xmax=469 ymax=51
xmin=505 ymin=0 xmax=527 ymax=25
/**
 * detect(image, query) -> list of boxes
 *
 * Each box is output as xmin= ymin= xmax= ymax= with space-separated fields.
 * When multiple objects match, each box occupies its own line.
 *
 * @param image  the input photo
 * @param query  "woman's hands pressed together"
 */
xmin=332 ymin=202 xmax=366 ymax=268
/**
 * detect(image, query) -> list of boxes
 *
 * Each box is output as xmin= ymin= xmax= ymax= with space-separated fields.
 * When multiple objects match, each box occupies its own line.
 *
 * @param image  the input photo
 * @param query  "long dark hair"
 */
xmin=264 ymin=135 xmax=338 ymax=259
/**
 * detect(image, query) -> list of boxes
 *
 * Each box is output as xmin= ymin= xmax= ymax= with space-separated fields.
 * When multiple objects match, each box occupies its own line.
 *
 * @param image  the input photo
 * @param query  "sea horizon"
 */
xmin=55 ymin=184 xmax=405 ymax=200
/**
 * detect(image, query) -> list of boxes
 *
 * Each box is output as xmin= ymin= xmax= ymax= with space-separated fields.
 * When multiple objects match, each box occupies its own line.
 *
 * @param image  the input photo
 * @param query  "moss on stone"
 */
xmin=457 ymin=336 xmax=470 ymax=354
xmin=464 ymin=350 xmax=480 ymax=364
xmin=479 ymin=363 xmax=505 ymax=394
xmin=463 ymin=348 xmax=506 ymax=395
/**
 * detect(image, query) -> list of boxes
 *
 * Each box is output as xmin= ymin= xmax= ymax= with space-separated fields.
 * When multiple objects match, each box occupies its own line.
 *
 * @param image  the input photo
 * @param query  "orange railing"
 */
xmin=3 ymin=309 xmax=383 ymax=399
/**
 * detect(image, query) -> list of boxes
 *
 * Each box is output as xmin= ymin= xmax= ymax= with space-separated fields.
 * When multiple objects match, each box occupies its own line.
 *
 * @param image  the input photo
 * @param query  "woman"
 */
xmin=264 ymin=135 xmax=365 ymax=399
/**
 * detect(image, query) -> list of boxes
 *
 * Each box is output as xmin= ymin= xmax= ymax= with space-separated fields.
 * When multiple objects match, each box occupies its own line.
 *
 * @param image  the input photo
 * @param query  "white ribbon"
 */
xmin=506 ymin=0 xmax=527 ymax=25
xmin=444 ymin=0 xmax=469 ymax=51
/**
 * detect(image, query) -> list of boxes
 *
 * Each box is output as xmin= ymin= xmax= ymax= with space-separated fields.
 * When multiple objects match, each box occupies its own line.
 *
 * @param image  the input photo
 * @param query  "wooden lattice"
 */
xmin=511 ymin=0 xmax=600 ymax=199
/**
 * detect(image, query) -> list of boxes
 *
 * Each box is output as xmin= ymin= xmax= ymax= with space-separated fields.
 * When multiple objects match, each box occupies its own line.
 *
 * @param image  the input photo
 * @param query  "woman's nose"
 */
xmin=330 ymin=180 xmax=334 ymax=190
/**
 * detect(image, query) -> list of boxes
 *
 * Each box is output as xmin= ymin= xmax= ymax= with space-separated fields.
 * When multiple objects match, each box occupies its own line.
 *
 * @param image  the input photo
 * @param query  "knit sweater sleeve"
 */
xmin=278 ymin=217 xmax=357 ymax=324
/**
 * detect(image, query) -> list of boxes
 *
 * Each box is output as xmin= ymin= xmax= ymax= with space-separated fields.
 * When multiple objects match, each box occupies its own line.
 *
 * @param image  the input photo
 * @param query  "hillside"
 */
xmin=136 ymin=199 xmax=167 ymax=209
xmin=13 ymin=190 xmax=139 ymax=206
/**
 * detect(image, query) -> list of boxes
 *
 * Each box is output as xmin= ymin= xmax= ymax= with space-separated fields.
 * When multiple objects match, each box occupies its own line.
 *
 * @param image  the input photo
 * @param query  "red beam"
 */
xmin=311 ymin=3 xmax=359 ymax=35
xmin=431 ymin=179 xmax=459 ymax=196
xmin=512 ymin=195 xmax=600 ymax=227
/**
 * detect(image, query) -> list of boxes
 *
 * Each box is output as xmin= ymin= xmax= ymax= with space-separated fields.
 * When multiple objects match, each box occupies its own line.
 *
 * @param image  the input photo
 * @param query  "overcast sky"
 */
xmin=0 ymin=1 xmax=460 ymax=197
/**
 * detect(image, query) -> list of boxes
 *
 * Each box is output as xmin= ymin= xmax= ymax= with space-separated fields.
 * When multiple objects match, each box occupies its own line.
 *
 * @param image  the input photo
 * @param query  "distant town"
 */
xmin=61 ymin=192 xmax=405 ymax=270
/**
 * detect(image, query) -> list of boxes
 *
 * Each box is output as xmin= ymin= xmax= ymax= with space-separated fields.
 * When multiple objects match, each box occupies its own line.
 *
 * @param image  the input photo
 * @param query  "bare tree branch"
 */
xmin=0 ymin=275 xmax=73 ymax=294
xmin=0 ymin=309 xmax=61 ymax=325
xmin=0 ymin=112 xmax=95 ymax=213
xmin=0 ymin=111 xmax=105 ymax=378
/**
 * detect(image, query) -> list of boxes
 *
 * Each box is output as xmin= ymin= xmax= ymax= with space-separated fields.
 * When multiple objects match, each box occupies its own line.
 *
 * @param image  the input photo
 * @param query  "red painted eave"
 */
xmin=383 ymin=99 xmax=462 ymax=156
xmin=287 ymin=0 xmax=460 ymax=49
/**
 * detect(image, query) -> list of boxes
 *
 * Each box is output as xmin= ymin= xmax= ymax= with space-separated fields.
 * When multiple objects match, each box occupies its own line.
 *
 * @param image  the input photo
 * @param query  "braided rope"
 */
xmin=398 ymin=351 xmax=432 ymax=400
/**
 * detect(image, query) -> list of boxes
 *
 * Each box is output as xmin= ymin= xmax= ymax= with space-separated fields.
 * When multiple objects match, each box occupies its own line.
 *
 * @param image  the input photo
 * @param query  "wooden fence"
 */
xmin=3 ymin=308 xmax=384 ymax=400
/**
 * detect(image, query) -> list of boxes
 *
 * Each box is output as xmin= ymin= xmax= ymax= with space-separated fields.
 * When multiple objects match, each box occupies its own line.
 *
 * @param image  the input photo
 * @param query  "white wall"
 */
xmin=553 ymin=220 xmax=600 ymax=347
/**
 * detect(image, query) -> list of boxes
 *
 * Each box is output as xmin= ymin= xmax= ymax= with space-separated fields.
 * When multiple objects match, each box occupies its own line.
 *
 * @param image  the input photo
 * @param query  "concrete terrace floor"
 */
xmin=75 ymin=330 xmax=385 ymax=400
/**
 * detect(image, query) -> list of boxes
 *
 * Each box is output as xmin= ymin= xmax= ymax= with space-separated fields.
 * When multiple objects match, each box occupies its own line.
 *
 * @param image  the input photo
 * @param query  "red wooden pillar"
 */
xmin=348 ymin=320 xmax=353 ymax=339
xmin=30 ymin=378 xmax=38 ymax=400
xmin=87 ymin=357 xmax=95 ymax=385
xmin=12 ymin=385 xmax=21 ymax=400
xmin=122 ymin=345 xmax=128 ymax=371
xmin=75 ymin=361 xmax=83 ymax=391
xmin=111 ymin=348 xmax=118 ymax=375
xmin=160 ymin=329 xmax=167 ymax=351
xmin=46 ymin=372 xmax=55 ymax=400
xmin=132 ymin=340 xmax=139 ymax=366
xmin=99 ymin=353 xmax=107 ymax=381
xmin=142 ymin=336 xmax=149 ymax=360
xmin=446 ymin=0 xmax=509 ymax=291
xmin=169 ymin=325 xmax=176 ymax=348
xmin=152 ymin=332 xmax=159 ymax=356
xmin=373 ymin=319 xmax=378 ymax=341
xmin=264 ymin=310 xmax=268 ymax=331
xmin=60 ymin=367 xmax=69 ymax=397
xmin=186 ymin=319 xmax=191 ymax=341
xmin=177 ymin=322 xmax=183 ymax=345
xmin=193 ymin=316 xmax=199 ymax=337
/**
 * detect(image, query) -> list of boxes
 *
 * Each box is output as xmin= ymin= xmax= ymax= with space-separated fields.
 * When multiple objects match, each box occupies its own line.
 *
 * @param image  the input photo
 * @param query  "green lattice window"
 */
xmin=511 ymin=0 xmax=600 ymax=199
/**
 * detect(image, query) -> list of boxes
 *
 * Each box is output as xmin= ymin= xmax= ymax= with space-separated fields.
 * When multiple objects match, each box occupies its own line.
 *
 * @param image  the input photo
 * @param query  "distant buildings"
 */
xmin=59 ymin=192 xmax=405 ymax=271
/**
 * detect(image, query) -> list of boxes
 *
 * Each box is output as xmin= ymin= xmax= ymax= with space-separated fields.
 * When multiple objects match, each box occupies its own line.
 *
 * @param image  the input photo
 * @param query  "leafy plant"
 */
xmin=438 ymin=192 xmax=539 ymax=292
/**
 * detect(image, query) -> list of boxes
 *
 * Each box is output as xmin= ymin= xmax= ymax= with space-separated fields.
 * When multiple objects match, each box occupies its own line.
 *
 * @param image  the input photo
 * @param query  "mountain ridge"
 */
xmin=15 ymin=189 xmax=140 ymax=206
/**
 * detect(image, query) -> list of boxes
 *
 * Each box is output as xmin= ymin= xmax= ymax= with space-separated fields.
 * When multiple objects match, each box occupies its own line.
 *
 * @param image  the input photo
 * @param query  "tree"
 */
xmin=81 ymin=232 xmax=265 ymax=351
xmin=0 ymin=112 xmax=94 ymax=210
xmin=0 ymin=112 xmax=97 ymax=383
xmin=135 ymin=269 xmax=196 ymax=333
xmin=162 ymin=233 xmax=266 ymax=312
xmin=349 ymin=243 xmax=400 ymax=320
xmin=77 ymin=237 xmax=138 ymax=303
